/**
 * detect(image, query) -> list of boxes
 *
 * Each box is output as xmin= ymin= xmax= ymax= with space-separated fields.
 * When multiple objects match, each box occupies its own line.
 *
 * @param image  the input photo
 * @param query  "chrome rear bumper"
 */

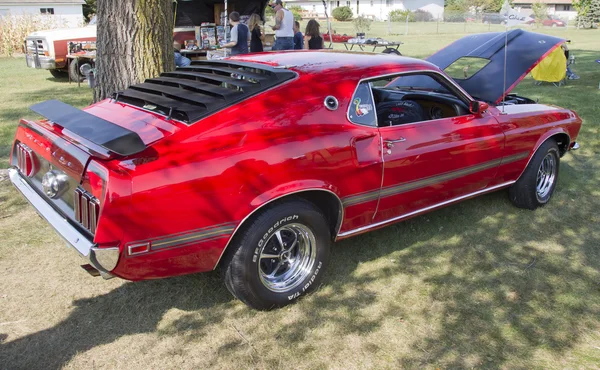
xmin=8 ymin=168 xmax=119 ymax=277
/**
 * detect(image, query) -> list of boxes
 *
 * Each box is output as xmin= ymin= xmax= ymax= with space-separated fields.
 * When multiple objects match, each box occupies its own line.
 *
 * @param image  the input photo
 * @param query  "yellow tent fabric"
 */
xmin=531 ymin=46 xmax=567 ymax=83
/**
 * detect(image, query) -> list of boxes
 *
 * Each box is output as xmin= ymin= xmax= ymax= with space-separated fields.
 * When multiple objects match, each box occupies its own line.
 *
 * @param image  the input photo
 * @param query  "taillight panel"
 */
xmin=16 ymin=143 xmax=37 ymax=177
xmin=74 ymin=187 xmax=100 ymax=234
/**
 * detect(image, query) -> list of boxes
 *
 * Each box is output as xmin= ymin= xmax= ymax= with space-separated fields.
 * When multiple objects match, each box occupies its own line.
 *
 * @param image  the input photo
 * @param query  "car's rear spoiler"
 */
xmin=30 ymin=100 xmax=146 ymax=157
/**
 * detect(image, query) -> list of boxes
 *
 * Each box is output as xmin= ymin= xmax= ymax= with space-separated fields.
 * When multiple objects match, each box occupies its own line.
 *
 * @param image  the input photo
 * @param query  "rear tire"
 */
xmin=509 ymin=140 xmax=560 ymax=210
xmin=222 ymin=198 xmax=331 ymax=310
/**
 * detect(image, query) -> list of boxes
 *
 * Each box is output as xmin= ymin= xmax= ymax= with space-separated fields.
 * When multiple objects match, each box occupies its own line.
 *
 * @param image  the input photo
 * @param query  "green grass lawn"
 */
xmin=1 ymin=27 xmax=599 ymax=369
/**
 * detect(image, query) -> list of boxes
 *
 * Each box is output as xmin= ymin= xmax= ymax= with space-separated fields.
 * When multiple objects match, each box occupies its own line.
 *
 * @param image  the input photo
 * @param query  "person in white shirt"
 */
xmin=269 ymin=0 xmax=294 ymax=50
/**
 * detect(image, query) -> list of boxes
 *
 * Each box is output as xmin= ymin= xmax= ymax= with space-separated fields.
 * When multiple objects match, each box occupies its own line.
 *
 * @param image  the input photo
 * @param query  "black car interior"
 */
xmin=371 ymin=87 xmax=470 ymax=127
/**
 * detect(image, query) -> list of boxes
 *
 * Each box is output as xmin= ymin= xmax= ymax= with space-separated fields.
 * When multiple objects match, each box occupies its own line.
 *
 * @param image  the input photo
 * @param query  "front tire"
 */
xmin=222 ymin=199 xmax=331 ymax=310
xmin=509 ymin=140 xmax=560 ymax=210
xmin=68 ymin=59 xmax=85 ymax=82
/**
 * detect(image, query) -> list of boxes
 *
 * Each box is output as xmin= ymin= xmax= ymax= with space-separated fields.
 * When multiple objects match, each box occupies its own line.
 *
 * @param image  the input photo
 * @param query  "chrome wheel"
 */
xmin=258 ymin=223 xmax=317 ymax=293
xmin=536 ymin=153 xmax=556 ymax=200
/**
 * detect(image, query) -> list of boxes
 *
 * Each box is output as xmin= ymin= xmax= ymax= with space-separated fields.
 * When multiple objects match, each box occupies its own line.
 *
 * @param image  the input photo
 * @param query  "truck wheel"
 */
xmin=68 ymin=60 xmax=85 ymax=82
xmin=222 ymin=198 xmax=331 ymax=310
xmin=49 ymin=69 xmax=67 ymax=79
xmin=509 ymin=140 xmax=560 ymax=210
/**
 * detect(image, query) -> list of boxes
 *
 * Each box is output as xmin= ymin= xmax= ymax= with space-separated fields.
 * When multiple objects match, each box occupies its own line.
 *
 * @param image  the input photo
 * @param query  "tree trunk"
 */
xmin=94 ymin=0 xmax=174 ymax=101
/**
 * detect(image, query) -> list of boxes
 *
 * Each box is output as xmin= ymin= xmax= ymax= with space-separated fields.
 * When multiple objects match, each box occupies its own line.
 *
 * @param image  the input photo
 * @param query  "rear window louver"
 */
xmin=112 ymin=60 xmax=297 ymax=124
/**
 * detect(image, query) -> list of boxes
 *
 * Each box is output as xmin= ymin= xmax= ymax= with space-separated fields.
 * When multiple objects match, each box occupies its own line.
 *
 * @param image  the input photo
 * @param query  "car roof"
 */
xmin=227 ymin=50 xmax=441 ymax=77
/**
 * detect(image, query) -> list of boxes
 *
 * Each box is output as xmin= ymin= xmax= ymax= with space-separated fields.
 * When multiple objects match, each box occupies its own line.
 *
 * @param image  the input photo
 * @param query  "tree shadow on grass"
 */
xmin=1 ymin=159 xmax=599 ymax=369
xmin=1 ymin=50 xmax=599 ymax=367
xmin=0 ymin=272 xmax=237 ymax=369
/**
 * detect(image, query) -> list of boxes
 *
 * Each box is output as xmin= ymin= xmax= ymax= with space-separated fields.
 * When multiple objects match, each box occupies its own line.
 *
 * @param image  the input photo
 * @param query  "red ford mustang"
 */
xmin=9 ymin=30 xmax=581 ymax=309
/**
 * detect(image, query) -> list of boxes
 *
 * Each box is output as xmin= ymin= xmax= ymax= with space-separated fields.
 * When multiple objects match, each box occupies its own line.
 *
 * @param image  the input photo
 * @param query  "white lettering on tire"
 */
xmin=289 ymin=261 xmax=323 ymax=301
xmin=253 ymin=214 xmax=299 ymax=264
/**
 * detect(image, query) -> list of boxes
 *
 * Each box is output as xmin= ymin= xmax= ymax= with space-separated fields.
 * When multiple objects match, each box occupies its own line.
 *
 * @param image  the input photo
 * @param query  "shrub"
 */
xmin=332 ymin=6 xmax=353 ymax=21
xmin=0 ymin=14 xmax=68 ymax=56
xmin=444 ymin=11 xmax=466 ymax=22
xmin=353 ymin=15 xmax=372 ymax=33
xmin=414 ymin=9 xmax=434 ymax=22
xmin=288 ymin=5 xmax=303 ymax=21
xmin=389 ymin=9 xmax=415 ymax=22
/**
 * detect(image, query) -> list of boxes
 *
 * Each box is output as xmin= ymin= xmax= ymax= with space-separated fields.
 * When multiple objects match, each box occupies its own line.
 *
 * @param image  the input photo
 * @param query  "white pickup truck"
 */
xmin=24 ymin=1 xmax=270 ymax=82
xmin=25 ymin=17 xmax=97 ymax=82
xmin=24 ymin=17 xmax=210 ymax=83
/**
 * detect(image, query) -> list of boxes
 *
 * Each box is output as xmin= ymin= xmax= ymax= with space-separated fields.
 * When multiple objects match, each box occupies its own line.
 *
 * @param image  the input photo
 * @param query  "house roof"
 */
xmin=0 ymin=0 xmax=84 ymax=4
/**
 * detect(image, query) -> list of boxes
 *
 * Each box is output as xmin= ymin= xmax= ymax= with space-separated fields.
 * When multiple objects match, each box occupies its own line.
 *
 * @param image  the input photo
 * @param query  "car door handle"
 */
xmin=384 ymin=137 xmax=406 ymax=149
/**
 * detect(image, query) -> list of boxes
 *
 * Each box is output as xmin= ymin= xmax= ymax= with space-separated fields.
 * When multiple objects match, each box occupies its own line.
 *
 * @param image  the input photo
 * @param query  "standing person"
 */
xmin=293 ymin=21 xmax=304 ymax=50
xmin=221 ymin=11 xmax=250 ymax=55
xmin=304 ymin=19 xmax=324 ymax=50
xmin=561 ymin=42 xmax=579 ymax=80
xmin=269 ymin=0 xmax=294 ymax=50
xmin=248 ymin=13 xmax=264 ymax=53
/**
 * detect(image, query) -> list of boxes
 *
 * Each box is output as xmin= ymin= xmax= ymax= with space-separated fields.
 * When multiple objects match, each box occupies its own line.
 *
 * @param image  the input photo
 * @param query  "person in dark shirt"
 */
xmin=293 ymin=21 xmax=303 ymax=50
xmin=248 ymin=13 xmax=264 ymax=53
xmin=221 ymin=11 xmax=250 ymax=55
xmin=304 ymin=19 xmax=323 ymax=50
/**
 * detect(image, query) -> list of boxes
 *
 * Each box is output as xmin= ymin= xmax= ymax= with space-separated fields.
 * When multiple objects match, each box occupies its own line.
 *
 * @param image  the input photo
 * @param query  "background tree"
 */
xmin=445 ymin=0 xmax=510 ymax=14
xmin=574 ymin=0 xmax=592 ymax=27
xmin=83 ymin=0 xmax=96 ymax=21
xmin=532 ymin=2 xmax=549 ymax=27
xmin=94 ymin=0 xmax=174 ymax=102
xmin=288 ymin=5 xmax=303 ymax=21
xmin=586 ymin=0 xmax=600 ymax=27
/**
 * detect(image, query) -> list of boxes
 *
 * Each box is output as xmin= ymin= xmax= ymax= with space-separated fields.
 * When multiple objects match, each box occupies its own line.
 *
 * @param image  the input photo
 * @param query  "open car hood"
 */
xmin=427 ymin=29 xmax=565 ymax=104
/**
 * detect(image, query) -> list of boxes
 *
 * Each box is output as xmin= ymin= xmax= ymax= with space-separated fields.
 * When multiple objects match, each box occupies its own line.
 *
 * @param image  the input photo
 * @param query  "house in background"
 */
xmin=0 ymin=0 xmax=85 ymax=27
xmin=513 ymin=0 xmax=577 ymax=20
xmin=286 ymin=0 xmax=444 ymax=21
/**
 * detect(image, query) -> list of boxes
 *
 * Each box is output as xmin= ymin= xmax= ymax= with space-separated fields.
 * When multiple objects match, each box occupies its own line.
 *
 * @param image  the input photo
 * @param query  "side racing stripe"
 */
xmin=126 ymin=221 xmax=237 ymax=256
xmin=342 ymin=151 xmax=529 ymax=207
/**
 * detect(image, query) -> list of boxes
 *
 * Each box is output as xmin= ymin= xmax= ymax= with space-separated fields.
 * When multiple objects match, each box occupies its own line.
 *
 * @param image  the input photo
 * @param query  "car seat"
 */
xmin=376 ymin=100 xmax=425 ymax=126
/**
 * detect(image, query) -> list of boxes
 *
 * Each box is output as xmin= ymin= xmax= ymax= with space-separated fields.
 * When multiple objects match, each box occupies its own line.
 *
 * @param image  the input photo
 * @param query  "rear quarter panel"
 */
xmin=111 ymin=70 xmax=384 ymax=280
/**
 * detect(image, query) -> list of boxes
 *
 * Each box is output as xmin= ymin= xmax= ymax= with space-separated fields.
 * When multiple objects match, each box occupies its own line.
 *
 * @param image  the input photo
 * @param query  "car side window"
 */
xmin=348 ymin=82 xmax=376 ymax=127
xmin=371 ymin=73 xmax=471 ymax=127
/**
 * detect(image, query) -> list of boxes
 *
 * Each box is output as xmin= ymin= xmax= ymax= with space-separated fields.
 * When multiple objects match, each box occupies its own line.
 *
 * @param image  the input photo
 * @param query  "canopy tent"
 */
xmin=174 ymin=0 xmax=269 ymax=27
xmin=530 ymin=46 xmax=567 ymax=86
